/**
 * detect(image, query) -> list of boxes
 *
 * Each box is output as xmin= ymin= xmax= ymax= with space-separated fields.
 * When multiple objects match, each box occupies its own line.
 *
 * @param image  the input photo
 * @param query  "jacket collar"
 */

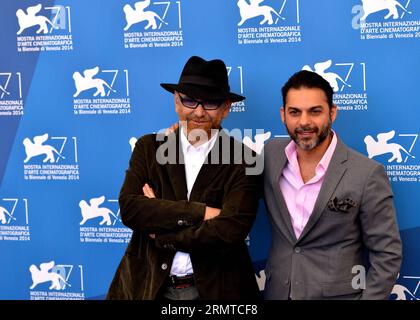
xmin=271 ymin=136 xmax=349 ymax=244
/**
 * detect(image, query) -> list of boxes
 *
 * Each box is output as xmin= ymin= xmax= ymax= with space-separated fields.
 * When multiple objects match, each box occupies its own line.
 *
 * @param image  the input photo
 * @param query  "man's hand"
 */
xmin=204 ymin=206 xmax=221 ymax=220
xmin=143 ymin=183 xmax=156 ymax=199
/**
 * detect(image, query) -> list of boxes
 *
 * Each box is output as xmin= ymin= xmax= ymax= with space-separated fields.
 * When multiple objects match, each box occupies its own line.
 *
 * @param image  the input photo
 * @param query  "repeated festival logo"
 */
xmin=0 ymin=71 xmax=23 ymax=116
xmin=352 ymin=0 xmax=420 ymax=40
xmin=72 ymin=66 xmax=131 ymax=116
xmin=78 ymin=195 xmax=132 ymax=245
xmin=236 ymin=0 xmax=302 ymax=45
xmin=0 ymin=198 xmax=31 ymax=242
xmin=16 ymin=3 xmax=73 ymax=52
xmin=29 ymin=261 xmax=85 ymax=300
xmin=391 ymin=274 xmax=420 ymax=300
xmin=301 ymin=59 xmax=369 ymax=112
xmin=123 ymin=0 xmax=183 ymax=48
xmin=22 ymin=133 xmax=80 ymax=181
xmin=364 ymin=130 xmax=419 ymax=183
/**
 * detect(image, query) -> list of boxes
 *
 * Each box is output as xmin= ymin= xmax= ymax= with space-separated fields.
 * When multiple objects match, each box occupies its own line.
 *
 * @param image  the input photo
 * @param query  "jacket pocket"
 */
xmin=322 ymin=278 xmax=363 ymax=298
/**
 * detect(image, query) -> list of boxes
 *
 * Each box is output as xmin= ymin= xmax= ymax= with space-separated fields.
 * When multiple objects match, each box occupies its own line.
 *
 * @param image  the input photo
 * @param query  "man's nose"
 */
xmin=299 ymin=112 xmax=311 ymax=126
xmin=193 ymin=104 xmax=206 ymax=117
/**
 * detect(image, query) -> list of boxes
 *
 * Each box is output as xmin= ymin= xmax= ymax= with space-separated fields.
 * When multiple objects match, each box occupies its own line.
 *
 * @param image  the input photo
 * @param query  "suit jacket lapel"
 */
xmin=164 ymin=129 xmax=188 ymax=200
xmin=270 ymin=141 xmax=298 ymax=244
xmin=298 ymin=138 xmax=348 ymax=242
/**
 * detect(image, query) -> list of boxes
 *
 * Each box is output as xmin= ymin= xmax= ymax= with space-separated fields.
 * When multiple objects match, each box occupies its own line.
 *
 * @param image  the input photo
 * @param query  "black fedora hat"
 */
xmin=161 ymin=56 xmax=245 ymax=102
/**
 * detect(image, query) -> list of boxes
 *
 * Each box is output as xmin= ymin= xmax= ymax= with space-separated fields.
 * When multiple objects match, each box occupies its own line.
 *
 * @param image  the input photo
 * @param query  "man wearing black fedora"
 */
xmin=106 ymin=56 xmax=261 ymax=300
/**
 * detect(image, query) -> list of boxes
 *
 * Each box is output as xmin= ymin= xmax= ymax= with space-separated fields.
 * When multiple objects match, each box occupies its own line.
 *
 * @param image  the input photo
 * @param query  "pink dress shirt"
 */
xmin=279 ymin=132 xmax=337 ymax=239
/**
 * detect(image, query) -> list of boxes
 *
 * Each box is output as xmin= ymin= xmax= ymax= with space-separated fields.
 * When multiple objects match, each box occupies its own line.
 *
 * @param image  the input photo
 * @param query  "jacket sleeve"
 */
xmin=154 ymin=166 xmax=262 ymax=252
xmin=359 ymin=164 xmax=403 ymax=300
xmin=119 ymin=135 xmax=206 ymax=234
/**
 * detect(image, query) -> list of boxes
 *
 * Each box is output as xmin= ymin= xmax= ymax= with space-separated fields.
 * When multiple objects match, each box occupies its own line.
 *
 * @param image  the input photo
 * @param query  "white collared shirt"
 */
xmin=170 ymin=127 xmax=219 ymax=276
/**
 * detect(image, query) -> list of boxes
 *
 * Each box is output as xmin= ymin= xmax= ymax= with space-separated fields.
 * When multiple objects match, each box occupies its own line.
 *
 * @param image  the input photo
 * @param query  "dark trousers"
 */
xmin=160 ymin=284 xmax=200 ymax=300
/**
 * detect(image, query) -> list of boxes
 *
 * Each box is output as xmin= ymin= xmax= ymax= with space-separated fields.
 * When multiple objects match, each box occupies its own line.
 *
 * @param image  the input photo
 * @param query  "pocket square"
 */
xmin=327 ymin=197 xmax=357 ymax=213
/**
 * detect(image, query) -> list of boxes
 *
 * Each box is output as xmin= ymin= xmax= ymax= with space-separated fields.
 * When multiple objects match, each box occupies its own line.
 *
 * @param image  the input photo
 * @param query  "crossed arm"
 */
xmin=119 ymin=135 xmax=260 ymax=252
xmin=142 ymin=183 xmax=221 ymax=239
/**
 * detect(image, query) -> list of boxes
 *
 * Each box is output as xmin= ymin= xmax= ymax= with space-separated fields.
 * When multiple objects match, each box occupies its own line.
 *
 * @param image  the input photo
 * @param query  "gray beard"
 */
xmin=287 ymin=118 xmax=332 ymax=151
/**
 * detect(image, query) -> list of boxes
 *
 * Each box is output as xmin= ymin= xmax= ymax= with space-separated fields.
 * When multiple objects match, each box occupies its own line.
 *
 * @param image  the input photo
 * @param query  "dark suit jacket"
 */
xmin=263 ymin=137 xmax=402 ymax=300
xmin=107 ymin=129 xmax=261 ymax=300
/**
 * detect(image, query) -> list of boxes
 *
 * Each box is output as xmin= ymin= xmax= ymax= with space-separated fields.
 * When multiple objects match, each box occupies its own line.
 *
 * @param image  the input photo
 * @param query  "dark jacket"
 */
xmin=107 ymin=129 xmax=261 ymax=300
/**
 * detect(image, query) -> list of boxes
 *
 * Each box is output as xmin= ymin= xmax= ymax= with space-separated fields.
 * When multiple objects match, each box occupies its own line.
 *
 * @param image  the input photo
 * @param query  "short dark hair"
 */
xmin=281 ymin=70 xmax=334 ymax=108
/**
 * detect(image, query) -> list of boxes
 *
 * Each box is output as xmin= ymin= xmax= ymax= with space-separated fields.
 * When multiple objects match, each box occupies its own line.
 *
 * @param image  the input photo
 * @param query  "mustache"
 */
xmin=295 ymin=126 xmax=318 ymax=134
xmin=187 ymin=115 xmax=210 ymax=122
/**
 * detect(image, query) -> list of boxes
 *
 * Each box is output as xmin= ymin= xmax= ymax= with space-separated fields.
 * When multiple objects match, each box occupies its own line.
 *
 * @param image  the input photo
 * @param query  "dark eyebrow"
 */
xmin=286 ymin=105 xmax=324 ymax=111
xmin=309 ymin=105 xmax=323 ymax=110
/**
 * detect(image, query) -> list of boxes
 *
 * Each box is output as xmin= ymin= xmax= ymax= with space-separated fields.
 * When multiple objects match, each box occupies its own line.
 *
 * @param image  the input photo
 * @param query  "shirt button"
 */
xmin=284 ymin=279 xmax=290 ymax=285
xmin=161 ymin=263 xmax=168 ymax=270
xmin=294 ymin=247 xmax=301 ymax=254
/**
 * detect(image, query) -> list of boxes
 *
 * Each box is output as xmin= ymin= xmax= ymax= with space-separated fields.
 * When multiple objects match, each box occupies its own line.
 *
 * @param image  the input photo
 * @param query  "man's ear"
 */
xmin=173 ymin=91 xmax=179 ymax=103
xmin=174 ymin=91 xmax=181 ymax=114
xmin=222 ymin=100 xmax=232 ymax=119
xmin=280 ymin=106 xmax=285 ymax=124
xmin=330 ymin=104 xmax=337 ymax=123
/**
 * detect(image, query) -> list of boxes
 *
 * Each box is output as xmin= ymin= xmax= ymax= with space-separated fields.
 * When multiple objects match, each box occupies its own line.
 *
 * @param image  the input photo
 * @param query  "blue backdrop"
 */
xmin=1 ymin=0 xmax=419 ymax=300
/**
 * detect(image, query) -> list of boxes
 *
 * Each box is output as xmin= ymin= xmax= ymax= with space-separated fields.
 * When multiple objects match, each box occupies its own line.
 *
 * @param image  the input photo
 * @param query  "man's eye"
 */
xmin=182 ymin=99 xmax=196 ymax=105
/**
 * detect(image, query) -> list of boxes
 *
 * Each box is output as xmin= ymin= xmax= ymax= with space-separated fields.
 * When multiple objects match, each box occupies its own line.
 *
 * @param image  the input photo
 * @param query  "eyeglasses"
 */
xmin=178 ymin=94 xmax=225 ymax=110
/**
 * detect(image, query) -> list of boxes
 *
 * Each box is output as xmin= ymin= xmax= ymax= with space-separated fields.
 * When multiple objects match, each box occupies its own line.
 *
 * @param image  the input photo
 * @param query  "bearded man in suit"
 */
xmin=263 ymin=70 xmax=402 ymax=300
